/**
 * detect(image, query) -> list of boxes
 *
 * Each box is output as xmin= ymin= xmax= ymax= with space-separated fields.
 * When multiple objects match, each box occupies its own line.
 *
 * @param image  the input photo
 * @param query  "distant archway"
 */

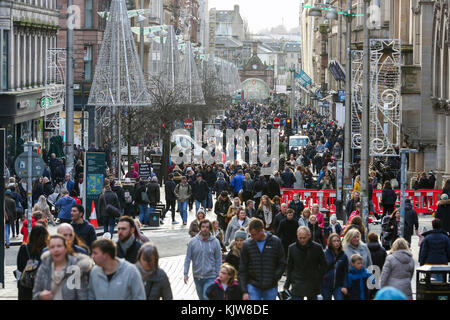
xmin=241 ymin=78 xmax=270 ymax=101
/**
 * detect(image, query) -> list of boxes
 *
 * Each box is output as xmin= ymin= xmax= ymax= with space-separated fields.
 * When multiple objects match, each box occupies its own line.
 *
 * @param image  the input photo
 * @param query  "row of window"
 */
xmin=16 ymin=0 xmax=57 ymax=9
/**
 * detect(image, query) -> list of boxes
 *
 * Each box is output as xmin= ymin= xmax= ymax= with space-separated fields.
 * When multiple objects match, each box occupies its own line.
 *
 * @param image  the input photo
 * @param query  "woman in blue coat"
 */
xmin=321 ymin=233 xmax=349 ymax=300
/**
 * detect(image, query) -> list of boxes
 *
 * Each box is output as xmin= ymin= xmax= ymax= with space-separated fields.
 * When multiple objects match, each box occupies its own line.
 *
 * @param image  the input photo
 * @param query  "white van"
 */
xmin=289 ymin=135 xmax=310 ymax=153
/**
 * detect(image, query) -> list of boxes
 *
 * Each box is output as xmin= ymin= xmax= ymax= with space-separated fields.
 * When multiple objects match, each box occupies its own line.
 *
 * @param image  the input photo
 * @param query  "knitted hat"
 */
xmin=234 ymin=230 xmax=247 ymax=240
xmin=330 ymin=214 xmax=337 ymax=222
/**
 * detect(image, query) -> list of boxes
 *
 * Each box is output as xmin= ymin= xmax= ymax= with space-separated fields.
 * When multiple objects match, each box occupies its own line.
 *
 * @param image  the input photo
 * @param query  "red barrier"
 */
xmin=282 ymin=188 xmax=442 ymax=216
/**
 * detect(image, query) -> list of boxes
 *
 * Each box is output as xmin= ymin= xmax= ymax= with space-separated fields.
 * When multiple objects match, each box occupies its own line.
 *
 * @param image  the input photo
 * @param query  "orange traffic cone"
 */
xmin=89 ymin=200 xmax=99 ymax=228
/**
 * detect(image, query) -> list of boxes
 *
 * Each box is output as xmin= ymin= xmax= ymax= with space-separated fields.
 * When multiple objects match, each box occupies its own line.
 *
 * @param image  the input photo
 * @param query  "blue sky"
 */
xmin=208 ymin=0 xmax=301 ymax=33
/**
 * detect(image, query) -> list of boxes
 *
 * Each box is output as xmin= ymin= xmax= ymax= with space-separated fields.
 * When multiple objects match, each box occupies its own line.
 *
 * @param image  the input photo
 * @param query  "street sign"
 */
xmin=184 ymin=118 xmax=193 ymax=130
xmin=139 ymin=163 xmax=152 ymax=180
xmin=41 ymin=97 xmax=52 ymax=109
xmin=14 ymin=152 xmax=45 ymax=178
xmin=273 ymin=117 xmax=280 ymax=129
xmin=84 ymin=152 xmax=106 ymax=219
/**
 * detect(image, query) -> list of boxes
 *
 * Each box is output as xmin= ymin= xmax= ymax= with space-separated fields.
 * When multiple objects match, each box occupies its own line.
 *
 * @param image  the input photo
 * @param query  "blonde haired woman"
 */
xmin=256 ymin=195 xmax=277 ymax=231
xmin=353 ymin=175 xmax=361 ymax=193
xmin=33 ymin=195 xmax=56 ymax=226
xmin=380 ymin=238 xmax=415 ymax=299
xmin=342 ymin=228 xmax=372 ymax=269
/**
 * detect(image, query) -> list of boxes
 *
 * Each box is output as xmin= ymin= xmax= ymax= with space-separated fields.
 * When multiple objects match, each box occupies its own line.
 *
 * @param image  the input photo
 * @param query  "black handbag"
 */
xmin=102 ymin=195 xmax=121 ymax=218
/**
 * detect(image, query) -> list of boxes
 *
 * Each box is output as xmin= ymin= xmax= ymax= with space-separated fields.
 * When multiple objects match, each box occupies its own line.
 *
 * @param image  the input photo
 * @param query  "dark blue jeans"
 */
xmin=102 ymin=216 xmax=115 ymax=238
xmin=321 ymin=287 xmax=344 ymax=300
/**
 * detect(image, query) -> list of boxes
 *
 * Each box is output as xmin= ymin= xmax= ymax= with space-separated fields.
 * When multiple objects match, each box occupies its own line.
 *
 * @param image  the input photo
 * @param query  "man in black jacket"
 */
xmin=165 ymin=174 xmax=178 ymax=224
xmin=239 ymin=218 xmax=285 ymax=300
xmin=288 ymin=194 xmax=305 ymax=220
xmin=146 ymin=176 xmax=161 ymax=223
xmin=435 ymin=193 xmax=450 ymax=233
xmin=202 ymin=165 xmax=217 ymax=211
xmin=98 ymin=182 xmax=121 ymax=238
xmin=284 ymin=226 xmax=327 ymax=300
xmin=4 ymin=189 xmax=17 ymax=248
xmin=192 ymin=173 xmax=209 ymax=214
xmin=71 ymin=204 xmax=97 ymax=249
xmin=117 ymin=216 xmax=142 ymax=263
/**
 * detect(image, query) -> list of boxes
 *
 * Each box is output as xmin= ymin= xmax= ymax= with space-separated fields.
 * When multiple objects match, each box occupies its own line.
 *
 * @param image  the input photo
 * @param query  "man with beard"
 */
xmin=116 ymin=216 xmax=142 ymax=263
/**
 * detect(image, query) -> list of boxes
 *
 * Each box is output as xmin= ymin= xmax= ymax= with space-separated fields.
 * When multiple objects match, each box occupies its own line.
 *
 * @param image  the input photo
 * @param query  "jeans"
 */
xmin=178 ymin=201 xmax=188 ymax=223
xmin=5 ymin=223 xmax=10 ymax=245
xmin=102 ymin=216 xmax=115 ymax=238
xmin=193 ymin=277 xmax=216 ymax=300
xmin=194 ymin=199 xmax=207 ymax=214
xmin=321 ymin=287 xmax=344 ymax=300
xmin=139 ymin=204 xmax=150 ymax=225
xmin=207 ymin=188 xmax=213 ymax=209
xmin=247 ymin=284 xmax=278 ymax=300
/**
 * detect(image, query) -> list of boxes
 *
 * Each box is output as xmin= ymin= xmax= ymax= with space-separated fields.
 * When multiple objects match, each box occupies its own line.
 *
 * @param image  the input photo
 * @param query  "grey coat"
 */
xmin=141 ymin=268 xmax=173 ymax=300
xmin=380 ymin=249 xmax=415 ymax=300
xmin=184 ymin=233 xmax=222 ymax=279
xmin=343 ymin=243 xmax=373 ymax=269
xmin=224 ymin=216 xmax=250 ymax=245
xmin=32 ymin=251 xmax=93 ymax=300
xmin=293 ymin=171 xmax=304 ymax=189
xmin=174 ymin=182 xmax=192 ymax=202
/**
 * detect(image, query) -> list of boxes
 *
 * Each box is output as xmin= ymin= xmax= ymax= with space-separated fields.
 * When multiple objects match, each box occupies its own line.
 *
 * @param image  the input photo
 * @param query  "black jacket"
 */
xmin=192 ymin=179 xmax=209 ymax=201
xmin=404 ymin=201 xmax=419 ymax=240
xmin=146 ymin=182 xmax=160 ymax=207
xmin=435 ymin=199 xmax=450 ymax=234
xmin=255 ymin=204 xmax=278 ymax=230
xmin=214 ymin=198 xmax=232 ymax=217
xmin=281 ymin=171 xmax=296 ymax=188
xmin=419 ymin=229 xmax=450 ymax=266
xmin=142 ymin=268 xmax=173 ymax=300
xmin=277 ymin=218 xmax=299 ymax=253
xmin=5 ymin=194 xmax=17 ymax=223
xmin=111 ymin=184 xmax=126 ymax=212
xmin=225 ymin=250 xmax=240 ymax=272
xmin=322 ymin=249 xmax=349 ymax=289
xmin=288 ymin=200 xmax=305 ymax=220
xmin=308 ymin=222 xmax=325 ymax=248
xmin=272 ymin=213 xmax=286 ymax=236
xmin=202 ymin=170 xmax=217 ymax=188
xmin=367 ymin=241 xmax=386 ymax=271
xmin=239 ymin=233 xmax=286 ymax=292
xmin=266 ymin=180 xmax=281 ymax=199
xmin=98 ymin=190 xmax=120 ymax=218
xmin=213 ymin=178 xmax=229 ymax=195
xmin=164 ymin=179 xmax=176 ymax=202
xmin=206 ymin=278 xmax=243 ymax=300
xmin=381 ymin=188 xmax=397 ymax=206
xmin=285 ymin=239 xmax=327 ymax=297
xmin=134 ymin=181 xmax=148 ymax=205
xmin=116 ymin=238 xmax=142 ymax=263
xmin=71 ymin=220 xmax=97 ymax=249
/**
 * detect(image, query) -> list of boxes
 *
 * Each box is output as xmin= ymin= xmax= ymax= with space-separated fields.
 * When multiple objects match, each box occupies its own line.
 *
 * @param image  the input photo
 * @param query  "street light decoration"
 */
xmin=88 ymin=0 xmax=151 ymax=107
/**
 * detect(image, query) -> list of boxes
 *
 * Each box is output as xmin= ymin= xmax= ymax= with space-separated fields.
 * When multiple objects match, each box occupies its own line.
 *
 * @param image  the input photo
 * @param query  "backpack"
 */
xmin=19 ymin=246 xmax=39 ymax=289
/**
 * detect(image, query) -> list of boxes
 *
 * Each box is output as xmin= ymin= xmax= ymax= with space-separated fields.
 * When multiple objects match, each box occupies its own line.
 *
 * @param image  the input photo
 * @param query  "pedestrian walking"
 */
xmin=146 ymin=176 xmax=161 ymax=224
xmin=4 ymin=189 xmax=17 ymax=249
xmin=380 ymin=238 xmax=415 ymax=300
xmin=206 ymin=263 xmax=243 ymax=300
xmin=225 ymin=229 xmax=247 ymax=272
xmin=33 ymin=195 xmax=56 ymax=226
xmin=53 ymin=223 xmax=89 ymax=254
xmin=192 ymin=173 xmax=209 ymax=214
xmin=16 ymin=225 xmax=49 ymax=300
xmin=213 ymin=172 xmax=229 ymax=198
xmin=230 ymin=170 xmax=245 ymax=197
xmin=134 ymin=177 xmax=151 ymax=225
xmin=277 ymin=209 xmax=299 ymax=255
xmin=189 ymin=209 xmax=206 ymax=238
xmin=298 ymin=208 xmax=311 ymax=227
xmin=419 ymin=218 xmax=450 ymax=266
xmin=380 ymin=209 xmax=401 ymax=250
xmin=324 ymin=214 xmax=343 ymax=238
xmin=344 ymin=216 xmax=367 ymax=243
xmin=288 ymin=194 xmax=304 ymax=220
xmin=367 ymin=232 xmax=387 ymax=273
xmin=381 ymin=180 xmax=397 ymax=217
xmin=321 ymin=233 xmax=349 ymax=300
xmin=272 ymin=203 xmax=288 ymax=236
xmin=88 ymin=239 xmax=146 ymax=300
xmin=97 ymin=182 xmax=120 ymax=238
xmin=346 ymin=254 xmax=372 ymax=300
xmin=174 ymin=176 xmax=192 ymax=225
xmin=255 ymin=195 xmax=277 ymax=232
xmin=225 ymin=208 xmax=250 ymax=246
xmin=435 ymin=193 xmax=450 ymax=234
xmin=70 ymin=204 xmax=97 ymax=249
xmin=55 ymin=190 xmax=76 ymax=224
xmin=116 ymin=216 xmax=142 ymax=263
xmin=342 ymin=229 xmax=373 ymax=269
xmin=403 ymin=198 xmax=419 ymax=244
xmin=212 ymin=220 xmax=227 ymax=252
xmin=284 ymin=226 xmax=327 ymax=300
xmin=136 ymin=243 xmax=173 ymax=300
xmin=32 ymin=234 xmax=93 ymax=300
xmin=184 ymin=219 xmax=222 ymax=300
xmin=239 ymin=218 xmax=285 ymax=300
xmin=164 ymin=174 xmax=178 ymax=224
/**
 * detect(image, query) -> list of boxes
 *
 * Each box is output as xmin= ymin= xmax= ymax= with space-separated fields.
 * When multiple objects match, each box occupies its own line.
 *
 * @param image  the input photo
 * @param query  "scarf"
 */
xmin=135 ymin=261 xmax=155 ymax=282
xmin=262 ymin=205 xmax=272 ymax=226
xmin=119 ymin=234 xmax=135 ymax=253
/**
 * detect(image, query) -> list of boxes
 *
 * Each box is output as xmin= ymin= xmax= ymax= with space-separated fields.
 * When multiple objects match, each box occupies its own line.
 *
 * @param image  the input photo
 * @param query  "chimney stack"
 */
xmin=252 ymin=41 xmax=258 ymax=55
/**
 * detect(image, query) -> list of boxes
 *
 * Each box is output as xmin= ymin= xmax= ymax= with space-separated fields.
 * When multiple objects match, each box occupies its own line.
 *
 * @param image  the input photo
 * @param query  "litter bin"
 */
xmin=416 ymin=265 xmax=450 ymax=300
xmin=148 ymin=207 xmax=159 ymax=227
xmin=152 ymin=163 xmax=161 ymax=184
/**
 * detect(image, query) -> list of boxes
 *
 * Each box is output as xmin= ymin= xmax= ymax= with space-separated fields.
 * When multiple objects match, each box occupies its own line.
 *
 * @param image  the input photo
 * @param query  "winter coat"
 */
xmin=5 ymin=194 xmax=17 ymax=223
xmin=281 ymin=170 xmax=296 ymax=188
xmin=285 ymin=239 xmax=327 ymax=297
xmin=277 ymin=218 xmax=299 ymax=254
xmin=322 ymin=249 xmax=349 ymax=289
xmin=33 ymin=251 xmax=93 ymax=300
xmin=225 ymin=243 xmax=241 ymax=272
xmin=146 ymin=182 xmax=160 ymax=207
xmin=174 ymin=182 xmax=192 ymax=202
xmin=380 ymin=249 xmax=415 ymax=300
xmin=214 ymin=197 xmax=232 ymax=219
xmin=347 ymin=266 xmax=371 ymax=300
xmin=239 ymin=233 xmax=285 ymax=292
xmin=97 ymin=191 xmax=120 ymax=218
xmin=255 ymin=204 xmax=278 ymax=231
xmin=192 ymin=180 xmax=209 ymax=201
xmin=367 ymin=241 xmax=387 ymax=272
xmin=189 ymin=219 xmax=202 ymax=238
xmin=202 ymin=170 xmax=217 ymax=188
xmin=55 ymin=195 xmax=77 ymax=220
xmin=184 ymin=233 xmax=222 ymax=279
xmin=381 ymin=188 xmax=397 ymax=206
xmin=213 ymin=178 xmax=229 ymax=195
xmin=164 ymin=179 xmax=176 ymax=202
xmin=266 ymin=180 xmax=281 ymax=199
xmin=206 ymin=278 xmax=243 ymax=300
xmin=117 ymin=238 xmax=142 ymax=264
xmin=343 ymin=243 xmax=373 ymax=269
xmin=293 ymin=171 xmax=304 ymax=189
xmin=88 ymin=258 xmax=146 ymax=300
xmin=134 ymin=182 xmax=148 ymax=205
xmin=141 ymin=268 xmax=173 ymax=300
xmin=325 ymin=223 xmax=343 ymax=238
xmin=308 ymin=222 xmax=325 ymax=248
xmin=419 ymin=229 xmax=450 ymax=266
xmin=288 ymin=200 xmax=304 ymax=220
xmin=435 ymin=199 xmax=450 ymax=233
xmin=404 ymin=201 xmax=419 ymax=241
xmin=272 ymin=212 xmax=286 ymax=236
xmin=71 ymin=220 xmax=97 ymax=248
xmin=230 ymin=174 xmax=245 ymax=194
xmin=224 ymin=216 xmax=250 ymax=245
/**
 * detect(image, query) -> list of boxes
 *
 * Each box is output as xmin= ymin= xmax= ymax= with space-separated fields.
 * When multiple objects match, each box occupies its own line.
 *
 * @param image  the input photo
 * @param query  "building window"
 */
xmin=85 ymin=0 xmax=93 ymax=28
xmin=83 ymin=46 xmax=92 ymax=81
xmin=2 ymin=30 xmax=8 ymax=90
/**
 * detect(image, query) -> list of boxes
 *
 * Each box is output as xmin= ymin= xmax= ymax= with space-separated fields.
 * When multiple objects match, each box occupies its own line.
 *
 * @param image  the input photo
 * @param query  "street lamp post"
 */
xmin=66 ymin=0 xmax=75 ymax=176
